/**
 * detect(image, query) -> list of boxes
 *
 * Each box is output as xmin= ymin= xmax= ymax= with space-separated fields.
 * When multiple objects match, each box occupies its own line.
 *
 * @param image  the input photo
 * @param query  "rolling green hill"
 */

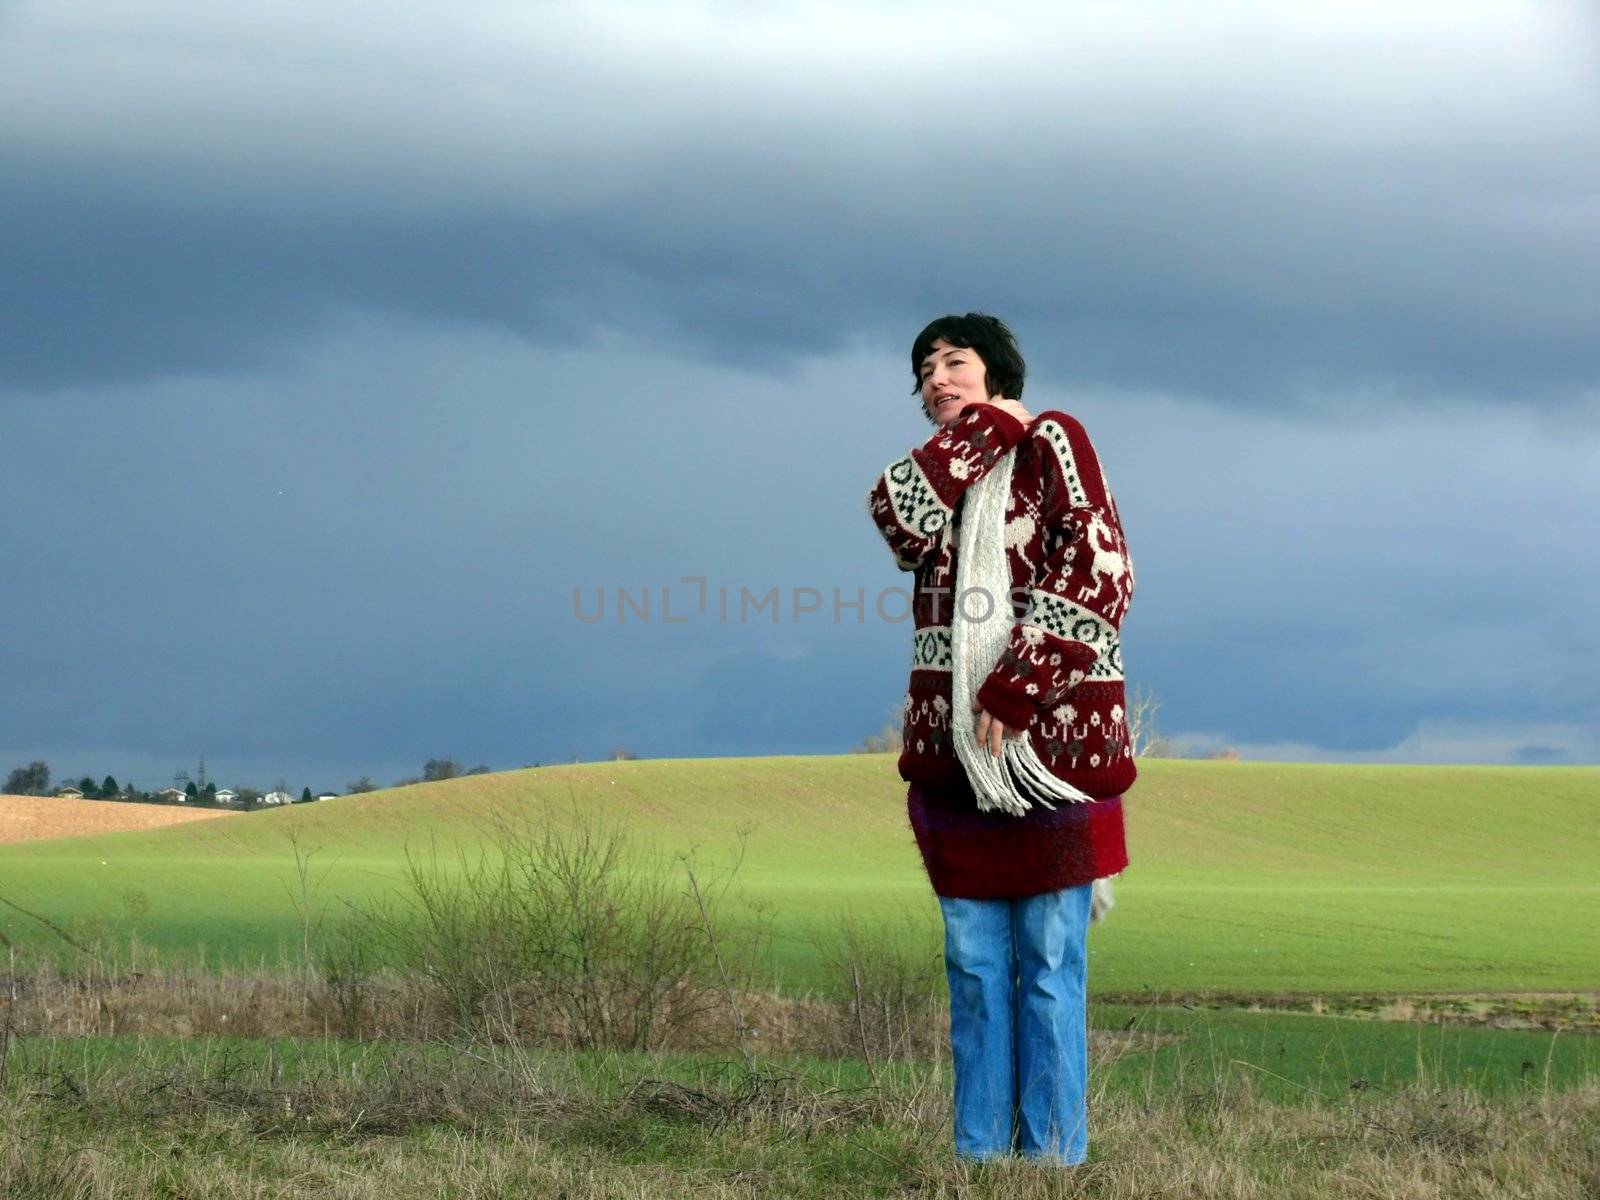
xmin=1 ymin=757 xmax=1595 ymax=995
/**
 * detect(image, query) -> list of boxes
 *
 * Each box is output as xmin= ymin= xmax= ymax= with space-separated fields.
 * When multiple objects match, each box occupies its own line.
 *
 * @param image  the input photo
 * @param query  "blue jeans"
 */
xmin=938 ymin=884 xmax=1093 ymax=1164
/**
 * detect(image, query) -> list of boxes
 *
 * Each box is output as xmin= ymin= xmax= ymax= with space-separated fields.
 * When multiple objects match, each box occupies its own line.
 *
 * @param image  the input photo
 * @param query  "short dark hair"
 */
xmin=910 ymin=312 xmax=1026 ymax=402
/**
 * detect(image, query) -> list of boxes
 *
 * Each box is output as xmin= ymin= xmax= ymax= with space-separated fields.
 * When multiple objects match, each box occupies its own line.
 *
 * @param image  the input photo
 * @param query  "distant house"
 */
xmin=315 ymin=793 xmax=338 ymax=802
xmin=261 ymin=790 xmax=293 ymax=806
xmin=56 ymin=785 xmax=84 ymax=799
xmin=213 ymin=789 xmax=238 ymax=805
xmin=157 ymin=787 xmax=187 ymax=803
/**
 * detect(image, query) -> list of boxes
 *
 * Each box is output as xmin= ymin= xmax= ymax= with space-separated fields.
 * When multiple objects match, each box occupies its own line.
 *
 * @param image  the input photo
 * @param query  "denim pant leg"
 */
xmin=937 ymin=895 xmax=1016 ymax=1160
xmin=1012 ymin=883 xmax=1093 ymax=1163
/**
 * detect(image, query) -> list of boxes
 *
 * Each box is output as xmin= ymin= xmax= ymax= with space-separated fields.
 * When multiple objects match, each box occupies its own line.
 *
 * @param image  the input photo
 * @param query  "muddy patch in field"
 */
xmin=1103 ymin=990 xmax=1600 ymax=1033
xmin=0 ymin=794 xmax=237 ymax=845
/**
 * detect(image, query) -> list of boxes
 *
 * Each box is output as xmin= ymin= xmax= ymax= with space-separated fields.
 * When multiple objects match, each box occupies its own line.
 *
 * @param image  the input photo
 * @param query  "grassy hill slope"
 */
xmin=0 ymin=757 xmax=1594 ymax=994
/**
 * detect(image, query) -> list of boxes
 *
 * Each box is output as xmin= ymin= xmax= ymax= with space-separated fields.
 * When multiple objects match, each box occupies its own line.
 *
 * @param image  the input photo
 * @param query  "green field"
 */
xmin=2 ymin=757 xmax=1597 ymax=995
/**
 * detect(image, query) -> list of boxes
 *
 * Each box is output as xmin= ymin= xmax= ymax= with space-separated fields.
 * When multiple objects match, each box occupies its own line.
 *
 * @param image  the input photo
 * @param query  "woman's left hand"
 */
xmin=972 ymin=702 xmax=1023 ymax=758
xmin=986 ymin=397 xmax=1034 ymax=428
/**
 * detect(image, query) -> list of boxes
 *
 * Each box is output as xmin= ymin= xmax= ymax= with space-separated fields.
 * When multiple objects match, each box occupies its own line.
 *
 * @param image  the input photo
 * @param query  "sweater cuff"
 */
xmin=976 ymin=634 xmax=1100 ymax=729
xmin=961 ymin=401 xmax=1027 ymax=445
xmin=975 ymin=676 xmax=1038 ymax=732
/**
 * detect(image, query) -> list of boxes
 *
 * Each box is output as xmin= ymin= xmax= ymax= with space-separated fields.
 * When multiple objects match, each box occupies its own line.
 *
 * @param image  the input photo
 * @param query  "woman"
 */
xmin=866 ymin=312 xmax=1135 ymax=1165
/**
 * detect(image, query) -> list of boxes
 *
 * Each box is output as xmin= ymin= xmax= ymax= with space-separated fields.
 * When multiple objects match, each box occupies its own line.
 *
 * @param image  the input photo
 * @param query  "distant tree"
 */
xmin=345 ymin=776 xmax=378 ymax=794
xmin=392 ymin=776 xmax=421 ymax=788
xmin=102 ymin=775 xmax=119 ymax=799
xmin=202 ymin=782 xmax=217 ymax=803
xmin=465 ymin=764 xmax=491 ymax=775
xmin=185 ymin=781 xmax=198 ymax=799
xmin=609 ymin=746 xmax=637 ymax=762
xmin=4 ymin=760 xmax=50 ymax=796
xmin=852 ymin=704 xmax=904 ymax=754
xmin=299 ymin=786 xmax=314 ymax=803
xmin=78 ymin=776 xmax=99 ymax=797
xmin=236 ymin=787 xmax=263 ymax=810
xmin=1126 ymin=684 xmax=1163 ymax=759
xmin=422 ymin=758 xmax=462 ymax=782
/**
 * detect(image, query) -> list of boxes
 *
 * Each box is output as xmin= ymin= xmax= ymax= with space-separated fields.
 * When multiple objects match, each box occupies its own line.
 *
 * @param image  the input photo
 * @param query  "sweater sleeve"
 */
xmin=866 ymin=403 xmax=1029 ymax=571
xmin=975 ymin=412 xmax=1134 ymax=729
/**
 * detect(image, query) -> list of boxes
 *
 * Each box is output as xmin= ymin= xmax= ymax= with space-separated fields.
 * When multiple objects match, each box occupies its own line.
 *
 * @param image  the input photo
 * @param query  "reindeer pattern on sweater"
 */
xmin=868 ymin=401 xmax=1136 ymax=877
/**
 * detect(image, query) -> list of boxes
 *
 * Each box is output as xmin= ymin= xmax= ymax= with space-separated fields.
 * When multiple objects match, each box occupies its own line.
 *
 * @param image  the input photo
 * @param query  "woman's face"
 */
xmin=919 ymin=338 xmax=992 ymax=427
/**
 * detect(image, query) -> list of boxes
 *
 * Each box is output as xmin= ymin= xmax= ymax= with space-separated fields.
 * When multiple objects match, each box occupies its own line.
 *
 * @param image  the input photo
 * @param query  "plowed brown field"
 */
xmin=0 ymin=793 xmax=237 ymax=844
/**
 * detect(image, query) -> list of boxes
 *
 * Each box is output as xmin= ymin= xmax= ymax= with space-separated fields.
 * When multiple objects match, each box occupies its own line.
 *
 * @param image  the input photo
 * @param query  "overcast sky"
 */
xmin=3 ymin=1 xmax=1597 ymax=792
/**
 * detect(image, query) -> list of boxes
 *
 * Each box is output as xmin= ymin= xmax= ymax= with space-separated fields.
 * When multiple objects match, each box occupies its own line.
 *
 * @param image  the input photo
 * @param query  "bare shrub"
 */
xmin=361 ymin=841 xmax=519 ymax=1036
xmin=805 ymin=909 xmax=948 ymax=1071
xmin=314 ymin=909 xmax=378 ymax=1040
xmin=364 ymin=806 xmax=758 ymax=1051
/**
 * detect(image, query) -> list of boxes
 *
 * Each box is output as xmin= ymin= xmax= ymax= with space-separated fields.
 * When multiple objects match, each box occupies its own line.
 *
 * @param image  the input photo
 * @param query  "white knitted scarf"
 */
xmin=950 ymin=445 xmax=1117 ymax=922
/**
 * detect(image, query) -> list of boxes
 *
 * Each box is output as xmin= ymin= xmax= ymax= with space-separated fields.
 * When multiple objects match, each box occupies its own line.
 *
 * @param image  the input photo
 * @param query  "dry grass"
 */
xmin=2 ymin=941 xmax=1593 ymax=1197
xmin=0 ymin=794 xmax=236 ymax=845
xmin=0 ymin=961 xmax=1171 ymax=1068
xmin=0 ymin=1039 xmax=1595 ymax=1199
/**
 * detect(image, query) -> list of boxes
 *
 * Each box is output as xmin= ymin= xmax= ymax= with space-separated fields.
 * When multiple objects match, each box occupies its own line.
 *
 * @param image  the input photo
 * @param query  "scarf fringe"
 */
xmin=951 ymin=448 xmax=1097 ymax=817
xmin=953 ymin=732 xmax=1097 ymax=815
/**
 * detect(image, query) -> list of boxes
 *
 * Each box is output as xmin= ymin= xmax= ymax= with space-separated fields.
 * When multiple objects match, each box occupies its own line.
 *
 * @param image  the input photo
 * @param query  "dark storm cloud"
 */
xmin=3 ymin=1 xmax=1597 ymax=409
xmin=3 ymin=2 xmax=1597 ymax=783
xmin=3 ymin=318 xmax=1598 ymax=780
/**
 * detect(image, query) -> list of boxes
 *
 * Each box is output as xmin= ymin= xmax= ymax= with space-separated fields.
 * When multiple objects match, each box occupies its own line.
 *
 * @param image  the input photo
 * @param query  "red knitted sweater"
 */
xmin=867 ymin=402 xmax=1135 ymax=897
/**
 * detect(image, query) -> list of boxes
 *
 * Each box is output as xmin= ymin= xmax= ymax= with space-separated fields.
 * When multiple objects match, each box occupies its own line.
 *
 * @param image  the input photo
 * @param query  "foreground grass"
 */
xmin=3 ymin=1031 xmax=1597 ymax=1198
